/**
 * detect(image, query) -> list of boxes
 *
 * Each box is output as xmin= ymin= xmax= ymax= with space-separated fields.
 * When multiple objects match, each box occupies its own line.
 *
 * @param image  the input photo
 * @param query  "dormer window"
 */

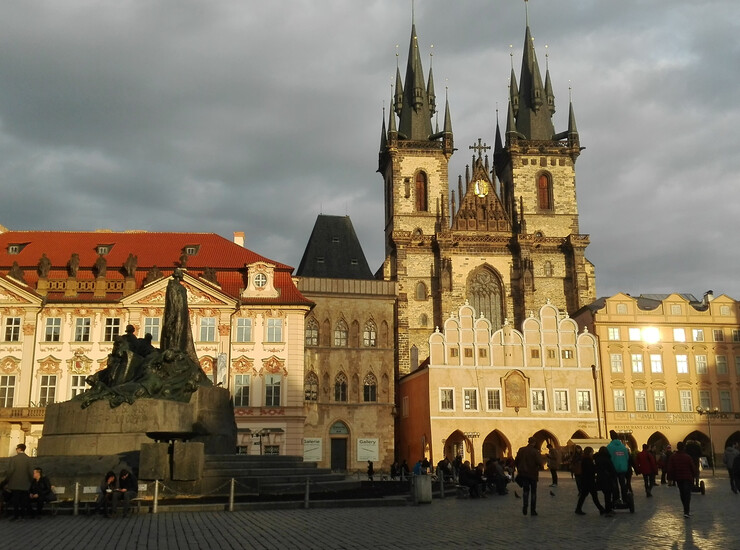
xmin=351 ymin=259 xmax=358 ymax=265
xmin=97 ymin=245 xmax=111 ymax=255
xmin=332 ymin=236 xmax=340 ymax=243
xmin=8 ymin=245 xmax=20 ymax=255
xmin=184 ymin=245 xmax=198 ymax=256
xmin=316 ymin=257 xmax=325 ymax=264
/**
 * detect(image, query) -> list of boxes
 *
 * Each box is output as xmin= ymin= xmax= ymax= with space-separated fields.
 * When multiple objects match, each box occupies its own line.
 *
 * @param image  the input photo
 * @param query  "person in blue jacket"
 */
xmin=607 ymin=430 xmax=631 ymax=503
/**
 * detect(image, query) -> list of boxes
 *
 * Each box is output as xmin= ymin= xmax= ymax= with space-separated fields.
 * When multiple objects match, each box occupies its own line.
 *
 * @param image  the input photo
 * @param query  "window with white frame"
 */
xmin=735 ymin=356 xmax=740 ymax=376
xmin=717 ymin=355 xmax=728 ymax=375
xmin=44 ymin=318 xmax=61 ymax=342
xmin=673 ymin=328 xmax=686 ymax=342
xmin=670 ymin=304 xmax=682 ymax=315
xmin=610 ymin=354 xmax=623 ymax=373
xmin=698 ymin=390 xmax=711 ymax=409
xmin=304 ymin=372 xmax=318 ymax=402
xmin=236 ymin=318 xmax=252 ymax=343
xmin=650 ymin=354 xmax=663 ymax=373
xmin=70 ymin=375 xmax=87 ymax=398
xmin=692 ymin=329 xmax=704 ymax=342
xmin=4 ymin=317 xmax=20 ymax=342
xmin=39 ymin=375 xmax=57 ymax=406
xmin=695 ymin=355 xmax=708 ymax=374
xmin=531 ymin=389 xmax=546 ymax=411
xmin=333 ymin=320 xmax=348 ymax=347
xmin=267 ymin=318 xmax=283 ymax=343
xmin=363 ymin=321 xmax=377 ymax=347
xmin=363 ymin=373 xmax=377 ymax=402
xmin=713 ymin=329 xmax=724 ymax=342
xmin=679 ymin=390 xmax=693 ymax=412
xmin=305 ymin=318 xmax=318 ymax=346
xmin=628 ymin=327 xmax=641 ymax=341
xmin=631 ymin=354 xmax=644 ymax=373
xmin=440 ymin=388 xmax=454 ymax=410
xmin=676 ymin=355 xmax=689 ymax=374
xmin=144 ymin=317 xmax=161 ymax=341
xmin=104 ymin=318 xmax=121 ymax=342
xmin=613 ymin=389 xmax=626 ymax=411
xmin=576 ymin=390 xmax=591 ymax=412
xmin=463 ymin=389 xmax=478 ymax=411
xmin=334 ymin=373 xmax=348 ymax=402
xmin=607 ymin=327 xmax=620 ymax=340
xmin=0 ymin=375 xmax=15 ymax=407
xmin=554 ymin=390 xmax=569 ymax=412
xmin=265 ymin=374 xmax=281 ymax=407
xmin=234 ymin=374 xmax=250 ymax=407
xmin=653 ymin=389 xmax=667 ymax=412
xmin=634 ymin=389 xmax=647 ymax=411
xmin=562 ymin=349 xmax=574 ymax=359
xmin=75 ymin=318 xmax=91 ymax=342
xmin=719 ymin=390 xmax=732 ymax=412
xmin=200 ymin=317 xmax=216 ymax=342
xmin=487 ymin=388 xmax=502 ymax=411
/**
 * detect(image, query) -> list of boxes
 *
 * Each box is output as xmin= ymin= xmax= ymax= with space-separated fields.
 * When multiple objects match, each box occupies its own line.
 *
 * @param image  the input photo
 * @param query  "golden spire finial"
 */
xmin=545 ymin=44 xmax=549 ymax=70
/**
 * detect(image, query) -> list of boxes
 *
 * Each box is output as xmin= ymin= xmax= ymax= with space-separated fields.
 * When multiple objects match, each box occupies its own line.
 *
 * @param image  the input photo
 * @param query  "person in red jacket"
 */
xmin=667 ymin=441 xmax=698 ymax=518
xmin=636 ymin=444 xmax=658 ymax=497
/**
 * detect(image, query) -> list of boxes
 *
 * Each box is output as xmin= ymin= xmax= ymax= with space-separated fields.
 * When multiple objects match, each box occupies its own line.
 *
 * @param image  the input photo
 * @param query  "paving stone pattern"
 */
xmin=1 ymin=477 xmax=737 ymax=549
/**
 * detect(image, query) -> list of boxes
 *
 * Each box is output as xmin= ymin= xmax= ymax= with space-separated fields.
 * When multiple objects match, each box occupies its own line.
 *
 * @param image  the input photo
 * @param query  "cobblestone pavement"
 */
xmin=1 ymin=476 xmax=737 ymax=550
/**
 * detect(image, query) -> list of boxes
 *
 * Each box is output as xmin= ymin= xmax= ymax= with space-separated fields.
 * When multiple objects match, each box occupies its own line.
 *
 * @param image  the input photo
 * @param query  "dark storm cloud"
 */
xmin=0 ymin=1 xmax=738 ymax=299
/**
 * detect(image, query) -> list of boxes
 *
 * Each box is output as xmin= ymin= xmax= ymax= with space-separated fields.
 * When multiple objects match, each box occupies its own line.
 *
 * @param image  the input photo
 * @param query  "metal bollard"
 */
xmin=229 ymin=478 xmax=235 ymax=512
xmin=153 ymin=480 xmax=159 ymax=514
xmin=439 ymin=473 xmax=445 ymax=499
xmin=304 ymin=478 xmax=310 ymax=509
xmin=73 ymin=482 xmax=80 ymax=516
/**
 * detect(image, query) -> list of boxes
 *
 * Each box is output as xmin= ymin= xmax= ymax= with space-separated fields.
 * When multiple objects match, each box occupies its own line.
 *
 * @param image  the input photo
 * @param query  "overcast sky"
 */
xmin=1 ymin=1 xmax=738 ymax=301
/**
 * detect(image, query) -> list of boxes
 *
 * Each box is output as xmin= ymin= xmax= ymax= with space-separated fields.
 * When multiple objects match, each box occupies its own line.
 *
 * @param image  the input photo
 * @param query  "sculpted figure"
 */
xmin=68 ymin=253 xmax=80 ymax=277
xmin=37 ymin=254 xmax=51 ymax=278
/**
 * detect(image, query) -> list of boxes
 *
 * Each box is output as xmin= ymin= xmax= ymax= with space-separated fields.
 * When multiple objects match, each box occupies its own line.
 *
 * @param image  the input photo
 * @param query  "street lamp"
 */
xmin=695 ymin=406 xmax=722 ymax=476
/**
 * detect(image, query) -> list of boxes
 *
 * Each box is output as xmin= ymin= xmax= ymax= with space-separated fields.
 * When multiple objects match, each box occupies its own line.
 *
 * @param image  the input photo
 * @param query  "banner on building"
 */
xmin=357 ymin=438 xmax=379 ymax=462
xmin=303 ymin=438 xmax=322 ymax=462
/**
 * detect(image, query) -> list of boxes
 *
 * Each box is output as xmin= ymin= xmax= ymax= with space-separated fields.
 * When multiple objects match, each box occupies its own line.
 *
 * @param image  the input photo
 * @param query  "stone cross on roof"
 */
xmin=469 ymin=138 xmax=490 ymax=159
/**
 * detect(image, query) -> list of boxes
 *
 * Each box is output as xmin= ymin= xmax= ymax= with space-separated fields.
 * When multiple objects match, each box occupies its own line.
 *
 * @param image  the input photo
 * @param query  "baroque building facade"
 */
xmin=296 ymin=215 xmax=396 ymax=472
xmin=573 ymin=292 xmax=740 ymax=462
xmin=378 ymin=13 xmax=596 ymax=377
xmin=0 ymin=229 xmax=312 ymax=457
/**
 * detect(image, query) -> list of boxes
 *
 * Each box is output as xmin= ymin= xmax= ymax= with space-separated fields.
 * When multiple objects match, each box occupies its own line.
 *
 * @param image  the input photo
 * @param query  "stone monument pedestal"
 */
xmin=38 ymin=386 xmax=236 ymax=456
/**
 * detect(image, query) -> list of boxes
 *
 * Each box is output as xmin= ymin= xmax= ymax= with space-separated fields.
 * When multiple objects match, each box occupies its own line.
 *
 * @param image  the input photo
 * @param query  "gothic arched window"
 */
xmin=334 ymin=372 xmax=348 ymax=402
xmin=415 ymin=281 xmax=427 ymax=301
xmin=538 ymin=173 xmax=553 ymax=210
xmin=363 ymin=321 xmax=377 ymax=347
xmin=415 ymin=172 xmax=428 ymax=212
xmin=466 ymin=267 xmax=504 ymax=330
xmin=543 ymin=261 xmax=553 ymax=278
xmin=305 ymin=318 xmax=318 ymax=347
xmin=334 ymin=320 xmax=348 ymax=347
xmin=363 ymin=373 xmax=377 ymax=402
xmin=304 ymin=371 xmax=318 ymax=401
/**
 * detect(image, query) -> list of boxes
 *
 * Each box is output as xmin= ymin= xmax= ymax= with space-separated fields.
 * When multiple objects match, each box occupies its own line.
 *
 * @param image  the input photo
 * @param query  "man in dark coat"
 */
xmin=575 ymin=447 xmax=606 ymax=515
xmin=667 ymin=441 xmax=699 ymax=518
xmin=28 ymin=467 xmax=53 ymax=518
xmin=5 ymin=444 xmax=33 ymax=521
xmin=515 ymin=437 xmax=545 ymax=516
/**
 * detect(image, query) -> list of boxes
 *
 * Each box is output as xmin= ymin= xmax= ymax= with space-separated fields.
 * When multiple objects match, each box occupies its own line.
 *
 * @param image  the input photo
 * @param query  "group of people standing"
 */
xmin=1 ymin=444 xmax=55 ymax=520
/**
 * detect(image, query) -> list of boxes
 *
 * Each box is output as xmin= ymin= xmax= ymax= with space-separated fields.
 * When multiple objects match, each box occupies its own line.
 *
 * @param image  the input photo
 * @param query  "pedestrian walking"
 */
xmin=636 ymin=444 xmax=658 ymax=497
xmin=547 ymin=444 xmax=560 ymax=487
xmin=574 ymin=447 xmax=606 ymax=516
xmin=667 ymin=441 xmax=698 ymax=518
xmin=515 ymin=437 xmax=545 ymax=516
xmin=594 ymin=446 xmax=617 ymax=517
xmin=723 ymin=443 xmax=739 ymax=494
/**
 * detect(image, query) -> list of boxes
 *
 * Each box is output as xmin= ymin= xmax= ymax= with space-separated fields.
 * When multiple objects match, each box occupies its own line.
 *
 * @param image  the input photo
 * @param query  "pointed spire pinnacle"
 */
xmin=388 ymin=87 xmax=397 ymax=135
xmin=394 ymin=64 xmax=403 ymax=116
xmin=427 ymin=46 xmax=436 ymax=116
xmin=397 ymin=23 xmax=434 ymax=140
xmin=494 ymin=107 xmax=504 ymax=153
xmin=544 ymin=45 xmax=555 ymax=115
xmin=443 ymin=88 xmax=452 ymax=134
xmin=380 ymin=105 xmax=387 ymax=151
xmin=568 ymin=86 xmax=579 ymax=137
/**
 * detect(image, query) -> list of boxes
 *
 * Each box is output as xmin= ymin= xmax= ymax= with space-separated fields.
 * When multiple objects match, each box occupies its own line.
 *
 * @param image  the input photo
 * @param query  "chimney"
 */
xmin=703 ymin=290 xmax=714 ymax=305
xmin=233 ymin=231 xmax=245 ymax=248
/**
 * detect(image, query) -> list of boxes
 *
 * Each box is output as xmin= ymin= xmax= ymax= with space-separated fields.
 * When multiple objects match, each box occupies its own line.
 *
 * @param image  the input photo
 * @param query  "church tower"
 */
xmin=378 ymin=20 xmax=453 ymax=375
xmin=380 ymin=6 xmax=595 ymax=376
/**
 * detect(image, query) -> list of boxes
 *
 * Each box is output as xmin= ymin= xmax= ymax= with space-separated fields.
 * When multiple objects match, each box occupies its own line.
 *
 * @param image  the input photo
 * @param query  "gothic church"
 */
xmin=378 ymin=10 xmax=596 ymax=375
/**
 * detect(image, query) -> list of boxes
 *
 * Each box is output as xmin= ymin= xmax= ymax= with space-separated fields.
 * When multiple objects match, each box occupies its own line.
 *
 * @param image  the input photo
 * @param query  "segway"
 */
xmin=612 ymin=475 xmax=635 ymax=513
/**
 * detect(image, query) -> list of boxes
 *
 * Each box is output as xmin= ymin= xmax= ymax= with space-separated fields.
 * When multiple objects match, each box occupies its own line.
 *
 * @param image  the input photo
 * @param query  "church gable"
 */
xmin=451 ymin=153 xmax=511 ymax=234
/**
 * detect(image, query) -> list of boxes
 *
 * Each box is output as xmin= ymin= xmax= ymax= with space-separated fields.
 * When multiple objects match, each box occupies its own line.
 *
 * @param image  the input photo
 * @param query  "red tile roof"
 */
xmin=0 ymin=230 xmax=311 ymax=306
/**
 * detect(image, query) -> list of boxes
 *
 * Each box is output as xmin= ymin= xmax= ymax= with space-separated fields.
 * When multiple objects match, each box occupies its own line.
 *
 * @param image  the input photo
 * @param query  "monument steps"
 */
xmin=199 ymin=454 xmax=361 ymax=496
